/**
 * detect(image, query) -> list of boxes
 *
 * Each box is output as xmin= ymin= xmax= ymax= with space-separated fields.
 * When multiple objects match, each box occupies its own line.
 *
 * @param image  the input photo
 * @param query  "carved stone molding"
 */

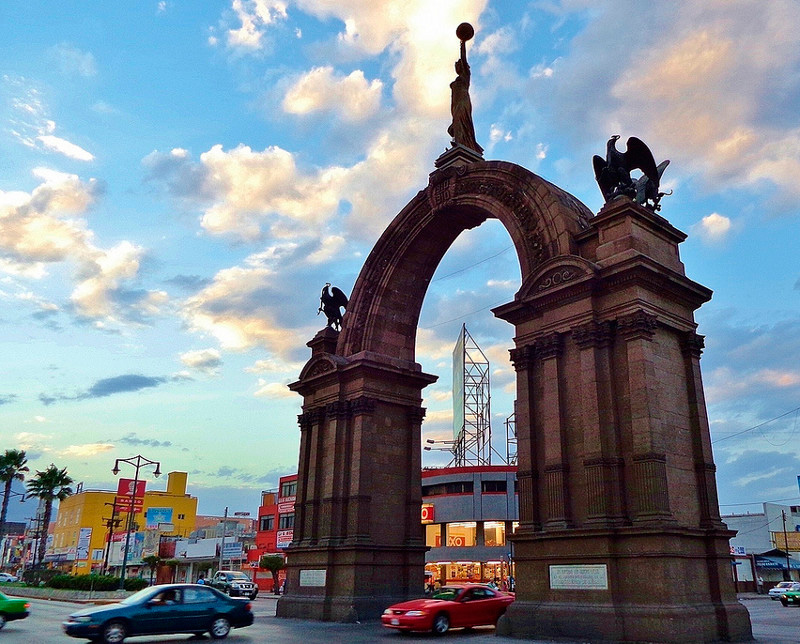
xmin=407 ymin=406 xmax=427 ymax=424
xmin=349 ymin=396 xmax=377 ymax=416
xmin=681 ymin=331 xmax=705 ymax=358
xmin=297 ymin=406 xmax=326 ymax=430
xmin=537 ymin=267 xmax=577 ymax=292
xmin=617 ymin=310 xmax=658 ymax=341
xmin=305 ymin=359 xmax=336 ymax=378
xmin=572 ymin=320 xmax=613 ymax=349
xmin=325 ymin=400 xmax=349 ymax=419
xmin=535 ymin=332 xmax=563 ymax=360
xmin=509 ymin=345 xmax=535 ymax=372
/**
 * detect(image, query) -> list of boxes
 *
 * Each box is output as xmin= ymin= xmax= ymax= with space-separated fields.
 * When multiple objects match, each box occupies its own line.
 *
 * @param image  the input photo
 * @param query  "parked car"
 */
xmin=769 ymin=581 xmax=800 ymax=600
xmin=209 ymin=570 xmax=258 ymax=599
xmin=0 ymin=590 xmax=30 ymax=630
xmin=62 ymin=583 xmax=253 ymax=643
xmin=381 ymin=583 xmax=515 ymax=634
xmin=0 ymin=573 xmax=18 ymax=583
xmin=780 ymin=585 xmax=800 ymax=606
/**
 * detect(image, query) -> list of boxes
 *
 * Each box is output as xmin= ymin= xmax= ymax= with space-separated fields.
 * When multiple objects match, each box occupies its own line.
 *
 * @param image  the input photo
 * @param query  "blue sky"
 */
xmin=1 ymin=0 xmax=799 ymax=521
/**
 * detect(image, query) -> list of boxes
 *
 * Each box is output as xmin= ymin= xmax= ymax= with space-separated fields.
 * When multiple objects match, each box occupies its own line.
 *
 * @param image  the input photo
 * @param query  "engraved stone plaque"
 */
xmin=549 ymin=564 xmax=608 ymax=590
xmin=299 ymin=569 xmax=327 ymax=587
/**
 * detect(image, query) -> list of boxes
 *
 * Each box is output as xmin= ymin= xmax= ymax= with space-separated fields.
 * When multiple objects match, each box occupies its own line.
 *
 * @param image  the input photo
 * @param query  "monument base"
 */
xmin=496 ymin=525 xmax=753 ymax=642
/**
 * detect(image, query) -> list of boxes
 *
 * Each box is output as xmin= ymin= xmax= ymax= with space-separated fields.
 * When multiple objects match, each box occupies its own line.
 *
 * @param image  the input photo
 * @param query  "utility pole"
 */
xmin=101 ymin=502 xmax=121 ymax=576
xmin=218 ymin=506 xmax=228 ymax=573
xmin=783 ymin=510 xmax=792 ymax=581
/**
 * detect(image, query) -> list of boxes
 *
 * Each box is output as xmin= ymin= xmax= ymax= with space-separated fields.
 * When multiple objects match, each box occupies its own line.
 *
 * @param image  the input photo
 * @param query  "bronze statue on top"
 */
xmin=593 ymin=135 xmax=671 ymax=212
xmin=318 ymin=283 xmax=348 ymax=331
xmin=448 ymin=22 xmax=483 ymax=155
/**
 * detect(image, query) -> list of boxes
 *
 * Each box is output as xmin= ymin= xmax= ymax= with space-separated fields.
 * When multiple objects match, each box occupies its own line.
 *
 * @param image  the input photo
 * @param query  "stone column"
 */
xmin=509 ymin=345 xmax=540 ymax=531
xmin=617 ymin=310 xmax=674 ymax=523
xmin=573 ymin=320 xmax=626 ymax=525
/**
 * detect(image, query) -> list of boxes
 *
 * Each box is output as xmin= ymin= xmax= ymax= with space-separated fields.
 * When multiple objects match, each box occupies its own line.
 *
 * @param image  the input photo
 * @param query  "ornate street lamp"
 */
xmin=112 ymin=455 xmax=160 ymax=589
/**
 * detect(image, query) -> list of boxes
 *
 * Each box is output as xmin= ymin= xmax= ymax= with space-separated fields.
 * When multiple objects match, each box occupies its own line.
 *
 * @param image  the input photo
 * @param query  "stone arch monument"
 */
xmin=276 ymin=158 xmax=752 ymax=642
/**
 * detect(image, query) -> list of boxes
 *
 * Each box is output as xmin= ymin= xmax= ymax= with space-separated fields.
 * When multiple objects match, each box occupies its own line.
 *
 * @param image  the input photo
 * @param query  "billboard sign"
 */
xmin=117 ymin=479 xmax=146 ymax=498
xmin=222 ymin=542 xmax=243 ymax=559
xmin=76 ymin=527 xmax=92 ymax=560
xmin=145 ymin=507 xmax=174 ymax=529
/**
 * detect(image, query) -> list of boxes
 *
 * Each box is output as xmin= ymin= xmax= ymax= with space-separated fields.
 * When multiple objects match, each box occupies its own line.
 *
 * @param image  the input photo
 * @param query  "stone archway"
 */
xmin=276 ymin=159 xmax=752 ymax=642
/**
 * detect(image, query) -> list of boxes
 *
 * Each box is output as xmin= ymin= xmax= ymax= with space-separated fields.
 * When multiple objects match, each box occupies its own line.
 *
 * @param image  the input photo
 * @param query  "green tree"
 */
xmin=0 ymin=449 xmax=28 ymax=539
xmin=26 ymin=464 xmax=73 ymax=566
xmin=142 ymin=554 xmax=162 ymax=584
xmin=259 ymin=554 xmax=286 ymax=595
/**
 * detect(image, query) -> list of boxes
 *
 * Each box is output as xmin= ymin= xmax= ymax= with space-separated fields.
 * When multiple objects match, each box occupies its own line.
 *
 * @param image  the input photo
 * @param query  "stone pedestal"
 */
xmin=493 ymin=197 xmax=752 ymax=642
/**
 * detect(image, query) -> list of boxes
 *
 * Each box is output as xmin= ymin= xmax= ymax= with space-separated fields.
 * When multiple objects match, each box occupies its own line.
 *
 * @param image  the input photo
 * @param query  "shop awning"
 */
xmin=754 ymin=553 xmax=800 ymax=571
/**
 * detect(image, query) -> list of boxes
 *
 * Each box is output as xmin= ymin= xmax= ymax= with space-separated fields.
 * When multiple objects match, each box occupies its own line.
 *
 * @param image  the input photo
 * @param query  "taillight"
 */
xmin=244 ymin=602 xmax=252 ymax=611
xmin=24 ymin=603 xmax=30 ymax=609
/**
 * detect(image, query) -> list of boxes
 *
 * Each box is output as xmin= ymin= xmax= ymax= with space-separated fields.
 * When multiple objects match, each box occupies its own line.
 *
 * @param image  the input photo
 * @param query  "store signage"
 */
xmin=145 ymin=507 xmax=173 ymax=529
xmin=421 ymin=504 xmax=434 ymax=523
xmin=222 ymin=542 xmax=243 ymax=559
xmin=278 ymin=495 xmax=296 ymax=504
xmin=117 ymin=479 xmax=146 ymax=498
xmin=277 ymin=529 xmax=293 ymax=548
xmin=76 ymin=528 xmax=92 ymax=560
xmin=233 ymin=511 xmax=251 ymax=517
xmin=277 ymin=502 xmax=294 ymax=514
xmin=729 ymin=545 xmax=746 ymax=556
xmin=114 ymin=496 xmax=143 ymax=513
xmin=447 ymin=536 xmax=465 ymax=547
xmin=549 ymin=564 xmax=608 ymax=590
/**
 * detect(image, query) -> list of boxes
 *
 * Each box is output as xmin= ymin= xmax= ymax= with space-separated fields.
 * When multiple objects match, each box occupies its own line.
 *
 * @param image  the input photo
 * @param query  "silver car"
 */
xmin=769 ymin=581 xmax=800 ymax=600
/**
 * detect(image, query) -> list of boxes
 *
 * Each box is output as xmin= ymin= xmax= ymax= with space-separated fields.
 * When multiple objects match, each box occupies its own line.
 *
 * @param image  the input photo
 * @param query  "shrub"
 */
xmin=46 ymin=574 xmax=123 ymax=591
xmin=124 ymin=577 xmax=149 ymax=591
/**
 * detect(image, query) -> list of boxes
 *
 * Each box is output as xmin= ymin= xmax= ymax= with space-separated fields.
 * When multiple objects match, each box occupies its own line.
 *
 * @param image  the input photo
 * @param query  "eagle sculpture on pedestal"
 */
xmin=593 ymin=135 xmax=670 ymax=211
xmin=318 ymin=283 xmax=348 ymax=331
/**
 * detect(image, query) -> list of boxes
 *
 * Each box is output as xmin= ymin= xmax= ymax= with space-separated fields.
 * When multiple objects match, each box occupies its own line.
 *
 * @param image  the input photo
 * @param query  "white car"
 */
xmin=769 ymin=581 xmax=800 ymax=600
xmin=0 ymin=573 xmax=18 ymax=582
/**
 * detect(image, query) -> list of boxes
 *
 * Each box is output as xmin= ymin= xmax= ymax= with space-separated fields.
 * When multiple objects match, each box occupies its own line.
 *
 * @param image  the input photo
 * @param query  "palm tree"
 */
xmin=0 ymin=449 xmax=28 ymax=538
xmin=26 ymin=464 xmax=73 ymax=566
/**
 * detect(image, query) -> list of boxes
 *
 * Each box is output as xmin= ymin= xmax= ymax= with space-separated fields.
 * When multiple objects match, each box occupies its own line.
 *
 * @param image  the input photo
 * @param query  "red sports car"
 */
xmin=381 ymin=584 xmax=515 ymax=634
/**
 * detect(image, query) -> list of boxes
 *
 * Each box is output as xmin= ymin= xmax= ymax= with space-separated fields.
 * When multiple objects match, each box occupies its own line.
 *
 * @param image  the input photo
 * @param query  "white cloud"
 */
xmin=50 ymin=43 xmax=98 ymax=77
xmin=180 ymin=348 xmax=223 ymax=374
xmin=692 ymin=212 xmax=733 ymax=243
xmin=283 ymin=66 xmax=383 ymax=121
xmin=254 ymin=379 xmax=294 ymax=398
xmin=225 ymin=0 xmax=288 ymax=51
xmin=37 ymin=134 xmax=95 ymax=161
xmin=60 ymin=443 xmax=115 ymax=458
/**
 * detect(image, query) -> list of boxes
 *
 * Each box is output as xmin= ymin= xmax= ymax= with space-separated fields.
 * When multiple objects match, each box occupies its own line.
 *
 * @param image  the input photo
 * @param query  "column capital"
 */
xmin=535 ymin=332 xmax=563 ymax=359
xmin=572 ymin=320 xmax=613 ymax=349
xmin=681 ymin=331 xmax=705 ymax=358
xmin=617 ymin=310 xmax=658 ymax=340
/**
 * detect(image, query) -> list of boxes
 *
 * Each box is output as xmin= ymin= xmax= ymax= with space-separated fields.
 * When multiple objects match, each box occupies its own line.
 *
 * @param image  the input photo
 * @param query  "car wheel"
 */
xmin=781 ymin=598 xmax=789 ymax=607
xmin=0 ymin=614 xmax=6 ymax=631
xmin=250 ymin=592 xmax=258 ymax=600
xmin=432 ymin=613 xmax=450 ymax=635
xmin=210 ymin=616 xmax=231 ymax=639
xmin=101 ymin=620 xmax=127 ymax=644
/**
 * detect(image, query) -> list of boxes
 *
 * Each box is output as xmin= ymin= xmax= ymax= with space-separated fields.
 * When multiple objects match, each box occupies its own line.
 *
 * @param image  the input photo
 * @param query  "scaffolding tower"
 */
xmin=450 ymin=324 xmax=498 ymax=466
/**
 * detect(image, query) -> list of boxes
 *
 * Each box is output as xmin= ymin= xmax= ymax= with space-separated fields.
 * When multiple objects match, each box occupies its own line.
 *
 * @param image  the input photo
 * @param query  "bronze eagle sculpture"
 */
xmin=318 ymin=283 xmax=348 ymax=331
xmin=593 ymin=135 xmax=670 ymax=211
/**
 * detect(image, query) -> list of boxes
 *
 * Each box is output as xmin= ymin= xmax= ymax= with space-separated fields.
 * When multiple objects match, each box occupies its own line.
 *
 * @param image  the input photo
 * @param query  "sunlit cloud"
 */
xmin=60 ymin=443 xmax=115 ymax=458
xmin=283 ymin=66 xmax=383 ymax=121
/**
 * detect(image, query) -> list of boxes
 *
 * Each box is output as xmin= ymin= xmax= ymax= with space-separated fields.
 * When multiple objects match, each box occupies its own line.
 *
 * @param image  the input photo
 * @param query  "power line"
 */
xmin=421 ymin=300 xmax=508 ymax=329
xmin=711 ymin=406 xmax=800 ymax=444
xmin=720 ymin=497 xmax=800 ymax=507
xmin=432 ymin=246 xmax=514 ymax=282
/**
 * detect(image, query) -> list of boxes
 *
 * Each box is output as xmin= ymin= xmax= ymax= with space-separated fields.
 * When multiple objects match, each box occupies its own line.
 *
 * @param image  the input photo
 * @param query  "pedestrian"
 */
xmin=197 ymin=573 xmax=205 ymax=585
xmin=757 ymin=576 xmax=764 ymax=595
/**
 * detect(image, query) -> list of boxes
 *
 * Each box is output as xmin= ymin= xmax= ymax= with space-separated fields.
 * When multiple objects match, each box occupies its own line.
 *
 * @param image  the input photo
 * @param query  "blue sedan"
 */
xmin=62 ymin=583 xmax=254 ymax=643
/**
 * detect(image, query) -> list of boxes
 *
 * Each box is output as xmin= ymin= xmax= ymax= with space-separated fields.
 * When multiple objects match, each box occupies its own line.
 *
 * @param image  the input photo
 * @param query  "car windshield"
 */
xmin=120 ymin=587 xmax=161 ymax=605
xmin=777 ymin=582 xmax=793 ymax=588
xmin=432 ymin=587 xmax=461 ymax=600
xmin=227 ymin=572 xmax=250 ymax=580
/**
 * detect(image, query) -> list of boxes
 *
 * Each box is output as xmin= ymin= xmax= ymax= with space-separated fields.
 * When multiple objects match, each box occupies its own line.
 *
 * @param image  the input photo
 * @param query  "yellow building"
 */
xmin=51 ymin=471 xmax=198 ymax=574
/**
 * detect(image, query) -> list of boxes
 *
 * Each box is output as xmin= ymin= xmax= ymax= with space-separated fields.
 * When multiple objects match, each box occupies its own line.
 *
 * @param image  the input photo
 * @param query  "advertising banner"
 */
xmin=145 ymin=507 xmax=174 ymax=529
xmin=117 ymin=478 xmax=147 ymax=498
xmin=76 ymin=527 xmax=92 ymax=560
xmin=421 ymin=504 xmax=435 ymax=524
xmin=277 ymin=529 xmax=293 ymax=549
xmin=141 ymin=529 xmax=160 ymax=558
xmin=222 ymin=542 xmax=243 ymax=559
xmin=108 ymin=532 xmax=145 ymax=565
xmin=114 ymin=496 xmax=143 ymax=514
xmin=277 ymin=502 xmax=295 ymax=514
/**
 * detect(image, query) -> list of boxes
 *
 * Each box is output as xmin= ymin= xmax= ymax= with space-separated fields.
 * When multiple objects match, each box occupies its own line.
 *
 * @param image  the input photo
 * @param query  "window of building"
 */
xmin=260 ymin=515 xmax=274 ymax=531
xmin=425 ymin=524 xmax=441 ymax=548
xmin=92 ymin=548 xmax=104 ymax=560
xmin=280 ymin=481 xmax=297 ymax=498
xmin=446 ymin=522 xmax=476 ymax=547
xmin=278 ymin=513 xmax=295 ymax=530
xmin=484 ymin=521 xmax=506 ymax=547
xmin=481 ymin=480 xmax=507 ymax=493
xmin=422 ymin=481 xmax=474 ymax=496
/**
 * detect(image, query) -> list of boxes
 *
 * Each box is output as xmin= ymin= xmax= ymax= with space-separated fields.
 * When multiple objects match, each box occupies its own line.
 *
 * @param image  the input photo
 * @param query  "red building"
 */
xmin=248 ymin=474 xmax=296 ymax=592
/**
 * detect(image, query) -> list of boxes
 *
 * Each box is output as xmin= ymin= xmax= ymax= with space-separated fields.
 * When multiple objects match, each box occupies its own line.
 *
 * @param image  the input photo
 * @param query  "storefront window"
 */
xmin=445 ymin=561 xmax=481 ymax=582
xmin=446 ymin=522 xmax=476 ymax=547
xmin=425 ymin=524 xmax=441 ymax=547
xmin=484 ymin=521 xmax=506 ymax=546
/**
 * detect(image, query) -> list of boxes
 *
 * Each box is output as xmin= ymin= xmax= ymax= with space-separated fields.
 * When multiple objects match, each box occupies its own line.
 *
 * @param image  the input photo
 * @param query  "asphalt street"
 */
xmin=1 ymin=594 xmax=797 ymax=643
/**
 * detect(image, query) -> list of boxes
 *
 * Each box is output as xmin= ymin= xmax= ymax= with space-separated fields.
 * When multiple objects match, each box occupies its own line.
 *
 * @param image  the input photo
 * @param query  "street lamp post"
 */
xmin=112 ymin=455 xmax=160 ymax=589
xmin=218 ymin=506 xmax=228 ymax=573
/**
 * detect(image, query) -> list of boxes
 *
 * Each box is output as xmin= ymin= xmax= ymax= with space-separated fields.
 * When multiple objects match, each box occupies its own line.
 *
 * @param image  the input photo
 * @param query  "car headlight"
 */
xmin=70 ymin=616 xmax=94 ymax=623
xmin=383 ymin=609 xmax=392 ymax=615
xmin=406 ymin=610 xmax=426 ymax=616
